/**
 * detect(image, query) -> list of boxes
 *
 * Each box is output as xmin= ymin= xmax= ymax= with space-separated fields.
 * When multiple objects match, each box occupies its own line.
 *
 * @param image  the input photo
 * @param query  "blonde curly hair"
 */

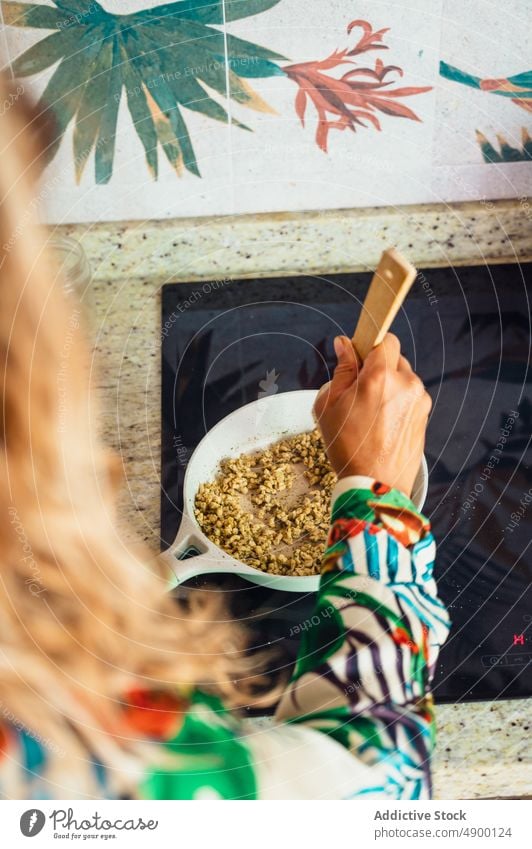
xmin=0 ymin=74 xmax=256 ymax=799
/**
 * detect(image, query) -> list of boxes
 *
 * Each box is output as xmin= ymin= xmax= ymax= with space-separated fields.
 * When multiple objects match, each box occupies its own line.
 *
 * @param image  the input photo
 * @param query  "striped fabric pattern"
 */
xmin=274 ymin=476 xmax=451 ymax=799
xmin=0 ymin=477 xmax=450 ymax=800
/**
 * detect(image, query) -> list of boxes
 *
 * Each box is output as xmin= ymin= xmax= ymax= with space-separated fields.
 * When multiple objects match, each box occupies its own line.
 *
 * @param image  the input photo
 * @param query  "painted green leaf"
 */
xmin=94 ymin=37 xmax=122 ymax=185
xmin=225 ymin=32 xmax=287 ymax=63
xmin=508 ymin=71 xmax=532 ymax=88
xmin=1 ymin=1 xmax=63 ymax=29
xmin=226 ymin=67 xmax=278 ymax=113
xmin=158 ymin=112 xmax=194 ymax=174
xmin=137 ymin=24 xmax=249 ymax=131
xmin=130 ymin=11 xmax=287 ymax=66
xmin=223 ymin=0 xmax=282 ymax=21
xmin=164 ymin=97 xmax=199 ymax=175
xmin=477 ymin=129 xmax=532 ymax=164
xmin=129 ymin=0 xmax=225 ymax=27
xmin=522 ymin=128 xmax=532 ymax=159
xmin=122 ymin=27 xmax=198 ymax=176
xmin=120 ymin=46 xmax=159 ymax=178
xmin=11 ymin=27 xmax=80 ymax=75
xmin=228 ymin=54 xmax=285 ymax=78
xmin=439 ymin=61 xmax=481 ymax=89
xmin=36 ymin=26 xmax=106 ymax=163
xmin=124 ymin=30 xmax=192 ymax=174
xmin=172 ymin=39 xmax=229 ymax=99
xmin=441 ymin=62 xmax=532 ymax=97
xmin=54 ymin=0 xmax=104 ymax=14
xmin=73 ymin=35 xmax=115 ymax=182
xmin=130 ymin=0 xmax=281 ymax=27
xmin=151 ymin=115 xmax=183 ymax=173
xmin=228 ymin=68 xmax=256 ymax=105
xmin=137 ymin=15 xmax=224 ymax=59
xmin=476 ymin=131 xmax=503 ymax=164
xmin=168 ymin=73 xmax=240 ymax=125
xmin=127 ymin=19 xmax=232 ymax=113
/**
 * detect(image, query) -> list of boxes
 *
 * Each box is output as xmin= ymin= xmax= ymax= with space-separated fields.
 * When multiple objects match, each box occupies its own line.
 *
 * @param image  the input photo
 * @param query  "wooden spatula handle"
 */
xmin=352 ymin=248 xmax=417 ymax=361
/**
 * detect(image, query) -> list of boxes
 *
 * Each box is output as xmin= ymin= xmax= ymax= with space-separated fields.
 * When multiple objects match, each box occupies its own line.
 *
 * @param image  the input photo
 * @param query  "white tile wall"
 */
xmin=1 ymin=0 xmax=530 ymax=222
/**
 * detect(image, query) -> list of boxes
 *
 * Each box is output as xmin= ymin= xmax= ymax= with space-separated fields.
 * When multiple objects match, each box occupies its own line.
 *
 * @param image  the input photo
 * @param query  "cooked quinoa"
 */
xmin=194 ymin=429 xmax=336 ymax=576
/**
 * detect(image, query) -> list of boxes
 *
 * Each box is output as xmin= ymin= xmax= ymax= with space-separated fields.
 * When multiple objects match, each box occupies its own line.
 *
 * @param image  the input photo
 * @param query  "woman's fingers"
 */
xmin=331 ymin=336 xmax=360 ymax=391
xmin=314 ymin=336 xmax=359 ymax=419
xmin=363 ymin=333 xmax=401 ymax=373
xmin=398 ymin=354 xmax=414 ymax=375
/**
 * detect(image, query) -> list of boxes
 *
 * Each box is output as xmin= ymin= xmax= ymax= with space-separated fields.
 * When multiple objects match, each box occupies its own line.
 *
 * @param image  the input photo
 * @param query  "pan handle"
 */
xmin=160 ymin=513 xmax=236 ymax=588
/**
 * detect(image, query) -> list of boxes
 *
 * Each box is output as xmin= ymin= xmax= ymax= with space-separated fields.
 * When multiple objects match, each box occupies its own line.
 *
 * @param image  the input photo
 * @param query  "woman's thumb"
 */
xmin=313 ymin=336 xmax=359 ymax=420
xmin=331 ymin=335 xmax=359 ymax=394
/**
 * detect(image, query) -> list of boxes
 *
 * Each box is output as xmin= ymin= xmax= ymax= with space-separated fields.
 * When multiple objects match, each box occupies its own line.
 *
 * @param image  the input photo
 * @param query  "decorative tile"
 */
xmin=1 ymin=0 xmax=235 ymax=222
xmin=1 ymin=1 xmax=530 ymax=221
xmin=436 ymin=0 xmax=532 ymax=166
xmin=225 ymin=0 xmax=442 ymax=214
xmin=431 ymin=0 xmax=532 ymax=202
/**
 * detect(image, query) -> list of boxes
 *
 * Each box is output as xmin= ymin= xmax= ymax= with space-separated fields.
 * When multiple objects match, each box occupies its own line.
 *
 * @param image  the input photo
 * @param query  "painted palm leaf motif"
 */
xmin=440 ymin=62 xmax=532 ymax=163
xmin=3 ymin=0 xmax=286 ymax=182
xmin=440 ymin=61 xmax=532 ymax=113
xmin=3 ymin=1 xmax=432 ymax=182
xmin=475 ymin=128 xmax=532 ymax=163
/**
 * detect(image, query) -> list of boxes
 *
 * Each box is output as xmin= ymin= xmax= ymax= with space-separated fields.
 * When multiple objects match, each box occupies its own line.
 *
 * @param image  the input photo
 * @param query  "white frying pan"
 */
xmin=162 ymin=248 xmax=426 ymax=592
xmin=162 ymin=389 xmax=428 ymax=593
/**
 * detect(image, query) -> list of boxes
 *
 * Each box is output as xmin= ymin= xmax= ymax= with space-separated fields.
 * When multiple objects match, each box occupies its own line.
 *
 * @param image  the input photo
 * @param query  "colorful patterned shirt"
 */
xmin=0 ymin=478 xmax=450 ymax=800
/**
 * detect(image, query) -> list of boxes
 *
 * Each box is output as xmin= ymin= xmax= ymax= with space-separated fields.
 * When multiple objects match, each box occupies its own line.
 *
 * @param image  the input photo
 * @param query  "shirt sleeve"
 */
xmin=139 ymin=477 xmax=451 ymax=800
xmin=273 ymin=476 xmax=451 ymax=799
xmin=0 ymin=479 xmax=451 ymax=800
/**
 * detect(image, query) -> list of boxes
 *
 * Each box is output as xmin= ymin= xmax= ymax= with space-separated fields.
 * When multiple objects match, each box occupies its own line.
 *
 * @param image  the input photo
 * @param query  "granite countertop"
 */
xmin=57 ymin=199 xmax=532 ymax=800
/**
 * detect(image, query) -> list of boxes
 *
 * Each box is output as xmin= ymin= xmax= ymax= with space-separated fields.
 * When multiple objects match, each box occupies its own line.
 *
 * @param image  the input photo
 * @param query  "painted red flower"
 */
xmin=347 ymin=19 xmax=391 ymax=56
xmin=283 ymin=20 xmax=432 ymax=152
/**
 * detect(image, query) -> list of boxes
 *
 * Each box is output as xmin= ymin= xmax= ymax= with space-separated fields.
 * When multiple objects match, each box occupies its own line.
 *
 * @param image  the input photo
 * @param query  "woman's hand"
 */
xmin=314 ymin=333 xmax=432 ymax=498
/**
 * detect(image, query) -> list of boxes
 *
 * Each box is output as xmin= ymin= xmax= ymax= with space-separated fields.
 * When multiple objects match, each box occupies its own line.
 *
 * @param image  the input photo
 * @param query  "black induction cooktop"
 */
xmin=161 ymin=262 xmax=532 ymax=704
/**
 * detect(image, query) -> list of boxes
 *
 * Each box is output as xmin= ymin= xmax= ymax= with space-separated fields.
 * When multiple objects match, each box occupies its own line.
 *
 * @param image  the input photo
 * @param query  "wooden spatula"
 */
xmin=352 ymin=248 xmax=417 ymax=361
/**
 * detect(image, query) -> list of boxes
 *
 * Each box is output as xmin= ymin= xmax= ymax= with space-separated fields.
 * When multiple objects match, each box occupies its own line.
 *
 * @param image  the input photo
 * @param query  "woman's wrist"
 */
xmin=335 ymin=468 xmax=413 ymax=499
